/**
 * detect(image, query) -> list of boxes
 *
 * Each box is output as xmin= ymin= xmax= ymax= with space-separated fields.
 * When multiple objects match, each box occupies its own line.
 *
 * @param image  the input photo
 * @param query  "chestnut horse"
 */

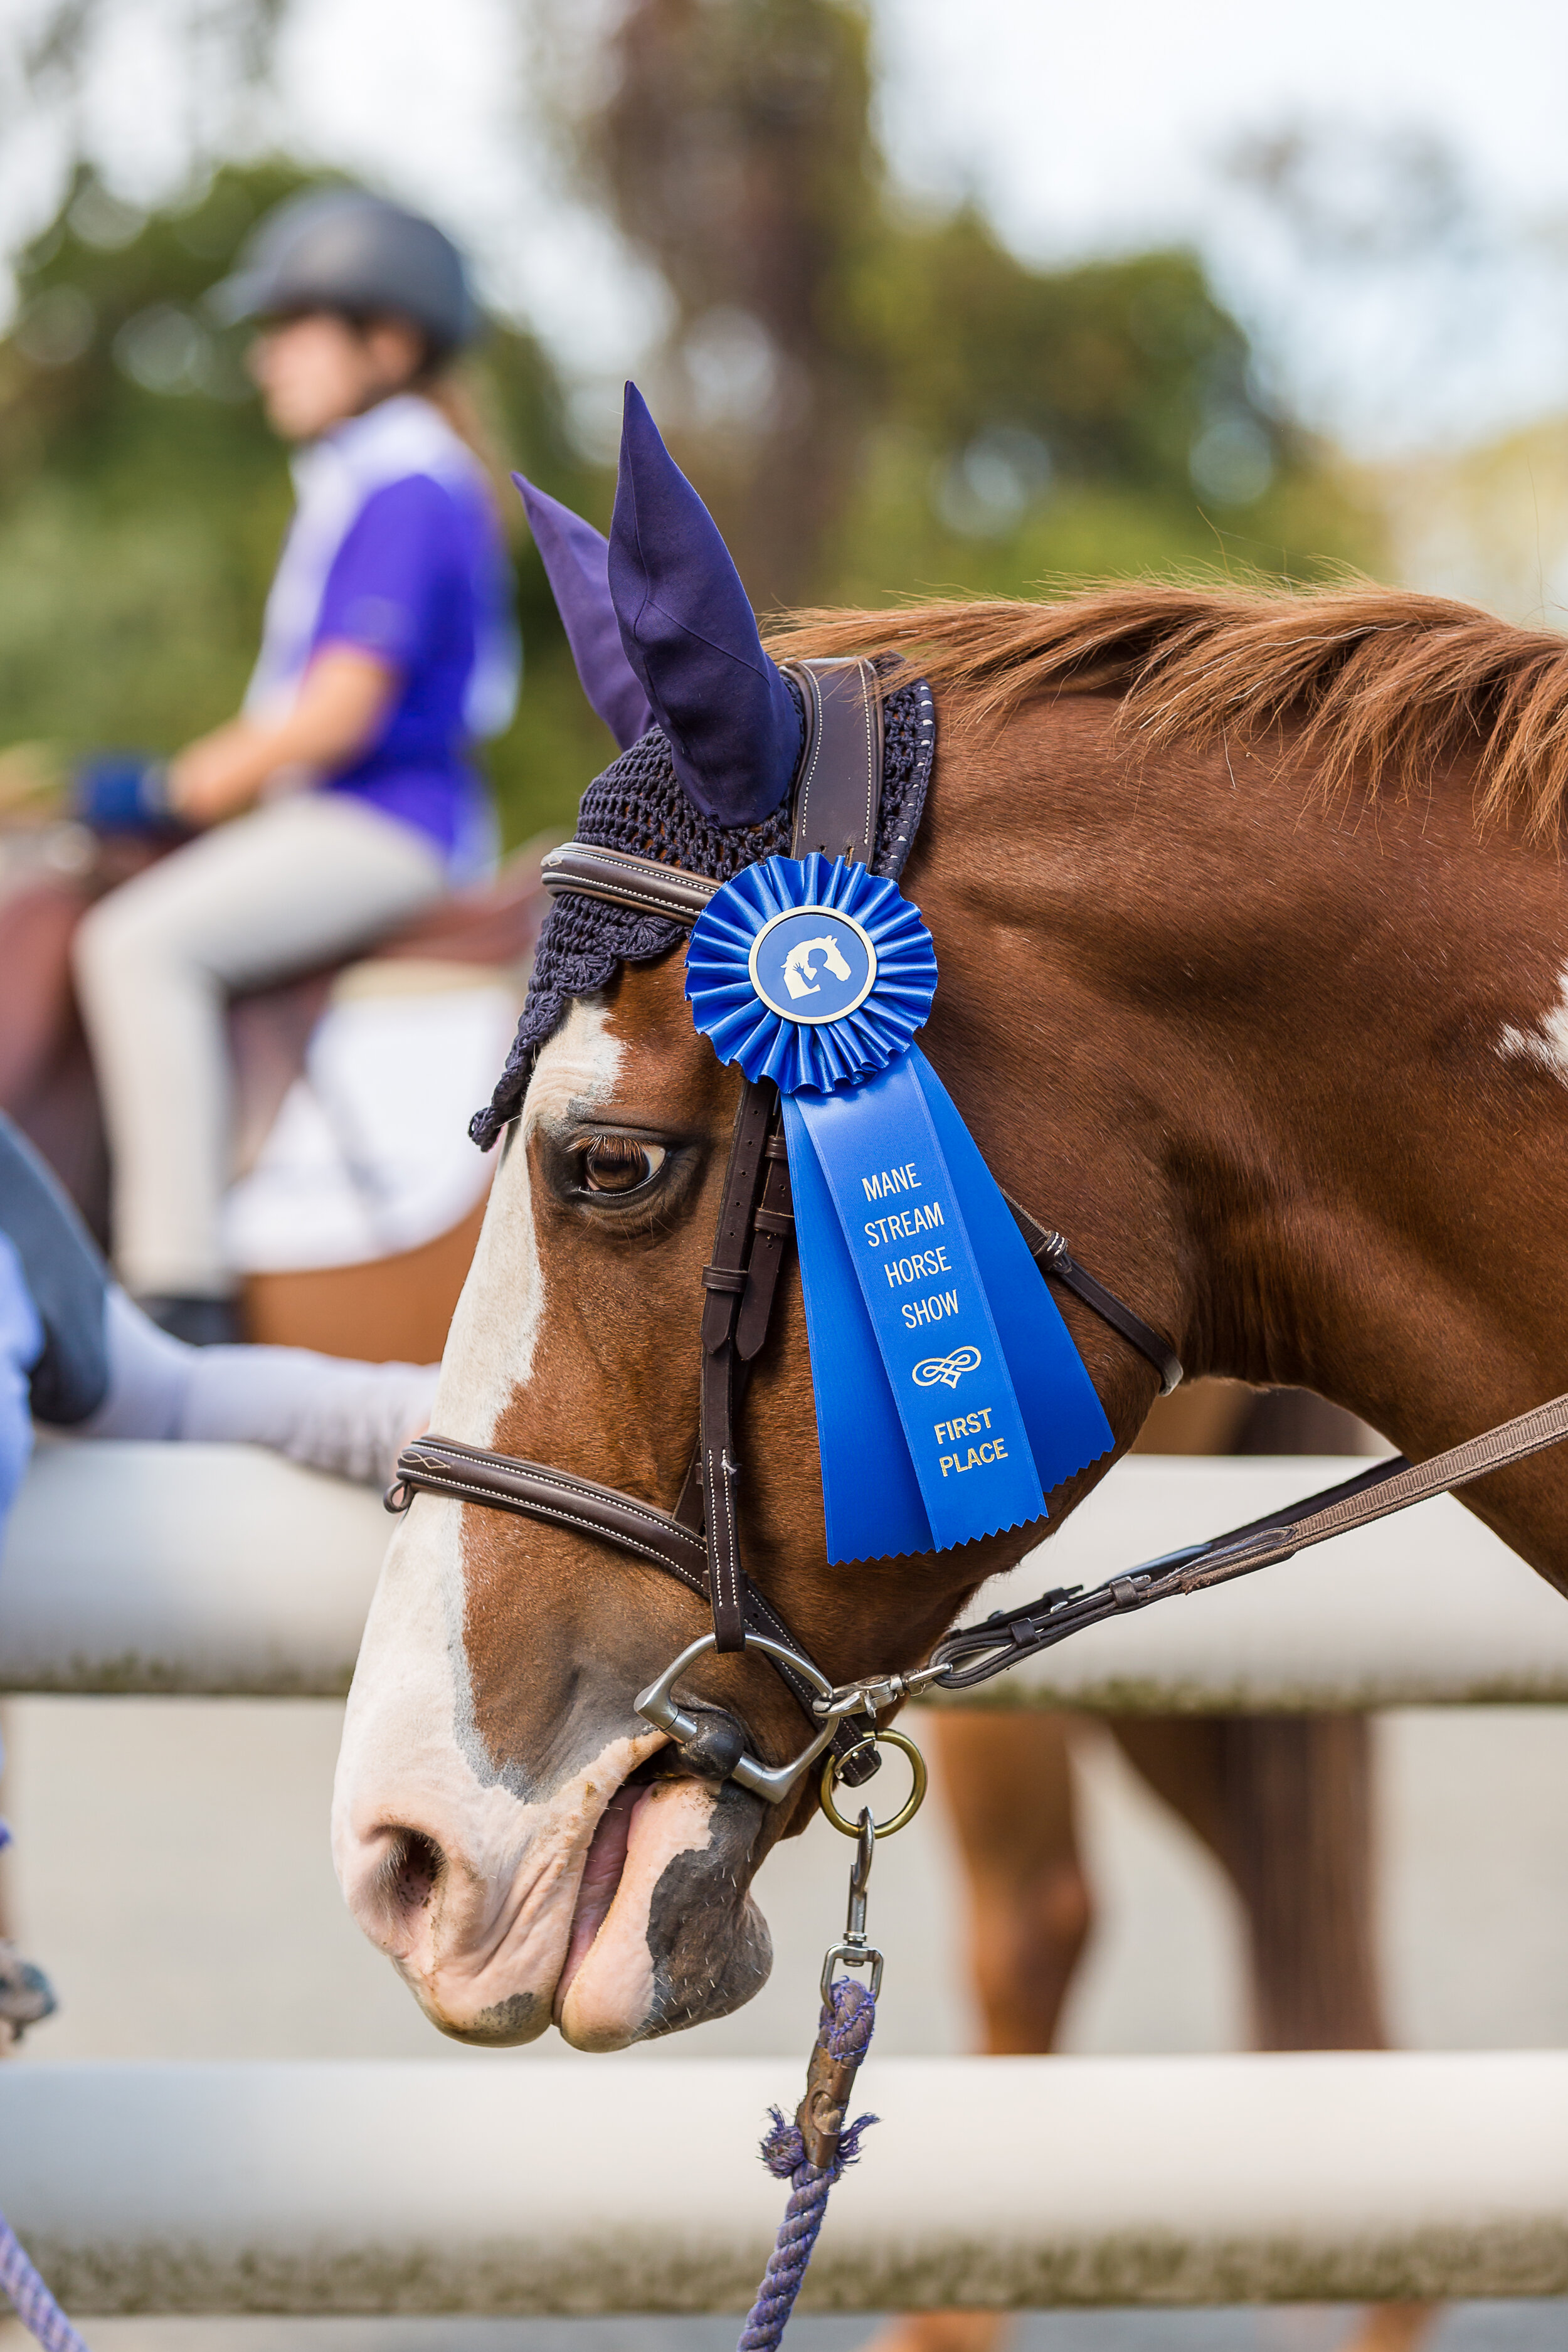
xmin=334 ymin=575 xmax=1568 ymax=2052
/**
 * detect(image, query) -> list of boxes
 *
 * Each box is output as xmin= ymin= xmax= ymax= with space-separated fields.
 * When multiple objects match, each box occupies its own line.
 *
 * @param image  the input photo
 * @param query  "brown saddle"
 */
xmin=0 ymin=826 xmax=552 ymax=1252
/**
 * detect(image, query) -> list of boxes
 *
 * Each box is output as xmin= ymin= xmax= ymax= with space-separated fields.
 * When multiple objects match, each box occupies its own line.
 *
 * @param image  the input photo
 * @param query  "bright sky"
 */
xmin=876 ymin=0 xmax=1568 ymax=245
xmin=873 ymin=0 xmax=1568 ymax=455
xmin=9 ymin=0 xmax=1568 ymax=459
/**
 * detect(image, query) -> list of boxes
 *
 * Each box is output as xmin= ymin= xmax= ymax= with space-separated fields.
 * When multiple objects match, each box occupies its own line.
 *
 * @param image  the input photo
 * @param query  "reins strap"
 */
xmin=1175 ymin=1388 xmax=1568 ymax=1595
xmin=701 ymin=1079 xmax=777 ymax=1650
xmin=931 ymin=1389 xmax=1568 ymax=1692
xmin=1005 ymin=1193 xmax=1183 ymax=1395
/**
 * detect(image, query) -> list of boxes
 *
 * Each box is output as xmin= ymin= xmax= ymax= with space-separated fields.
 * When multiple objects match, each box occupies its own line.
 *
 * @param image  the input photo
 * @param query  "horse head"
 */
xmin=331 ymin=391 xmax=1160 ymax=2050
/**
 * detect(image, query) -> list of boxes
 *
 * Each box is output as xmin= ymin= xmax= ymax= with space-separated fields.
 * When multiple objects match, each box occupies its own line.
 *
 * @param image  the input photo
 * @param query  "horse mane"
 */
xmin=765 ymin=583 xmax=1568 ymax=841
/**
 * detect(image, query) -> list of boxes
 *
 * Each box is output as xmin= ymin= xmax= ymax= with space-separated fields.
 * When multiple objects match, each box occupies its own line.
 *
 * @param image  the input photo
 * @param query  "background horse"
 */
xmin=0 ymin=820 xmax=550 ymax=1359
xmin=332 ymin=551 xmax=1568 ymax=2058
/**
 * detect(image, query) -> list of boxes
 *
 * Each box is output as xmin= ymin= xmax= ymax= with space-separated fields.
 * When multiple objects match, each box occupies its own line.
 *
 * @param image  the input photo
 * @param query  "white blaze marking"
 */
xmin=429 ymin=994 xmax=624 ymax=1445
xmin=1498 ymin=967 xmax=1568 ymax=1085
xmin=332 ymin=997 xmax=642 ymax=2038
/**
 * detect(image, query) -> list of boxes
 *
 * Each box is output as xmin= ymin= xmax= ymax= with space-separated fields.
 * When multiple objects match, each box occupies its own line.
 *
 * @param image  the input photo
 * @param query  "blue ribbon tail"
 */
xmin=784 ymin=1047 xmax=1110 ymax=1565
xmin=783 ymin=1091 xmax=930 ymax=1563
xmin=909 ymin=1051 xmax=1114 ymax=1496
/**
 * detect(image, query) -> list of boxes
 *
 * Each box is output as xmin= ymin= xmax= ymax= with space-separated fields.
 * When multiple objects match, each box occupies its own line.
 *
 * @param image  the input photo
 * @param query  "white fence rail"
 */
xmin=0 ymin=1443 xmax=383 ymax=1696
xmin=5 ymin=1451 xmax=1567 ymax=2320
xmin=2 ymin=2053 xmax=1564 ymax=2313
xmin=4 ymin=1443 xmax=1567 ymax=1707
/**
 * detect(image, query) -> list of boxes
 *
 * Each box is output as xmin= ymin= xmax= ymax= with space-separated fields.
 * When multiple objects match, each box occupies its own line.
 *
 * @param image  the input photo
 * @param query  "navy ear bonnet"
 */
xmin=470 ymin=680 xmax=935 ymax=1148
xmin=472 ymin=382 xmax=935 ymax=1147
xmin=608 ymin=384 xmax=803 ymax=827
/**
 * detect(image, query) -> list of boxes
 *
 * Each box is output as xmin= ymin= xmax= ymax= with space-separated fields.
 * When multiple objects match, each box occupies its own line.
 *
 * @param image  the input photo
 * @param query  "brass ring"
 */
xmin=819 ymin=1728 xmax=928 ymax=1836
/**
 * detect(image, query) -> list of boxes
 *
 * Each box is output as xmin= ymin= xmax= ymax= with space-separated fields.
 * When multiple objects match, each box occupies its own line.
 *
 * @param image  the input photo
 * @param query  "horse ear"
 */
xmin=607 ymin=382 xmax=800 ymax=827
xmin=512 ymin=475 xmax=654 ymax=752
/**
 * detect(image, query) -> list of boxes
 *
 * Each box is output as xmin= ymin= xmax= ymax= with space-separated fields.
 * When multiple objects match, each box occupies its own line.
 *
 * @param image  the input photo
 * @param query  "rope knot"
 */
xmin=758 ymin=2103 xmax=878 ymax=2188
xmin=758 ymin=2107 xmax=805 ymax=2180
xmin=736 ymin=1977 xmax=880 ymax=2351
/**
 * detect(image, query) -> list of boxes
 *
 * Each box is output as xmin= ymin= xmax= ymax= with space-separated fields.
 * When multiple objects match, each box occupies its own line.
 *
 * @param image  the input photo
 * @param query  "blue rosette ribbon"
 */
xmin=687 ymin=854 xmax=1113 ymax=1565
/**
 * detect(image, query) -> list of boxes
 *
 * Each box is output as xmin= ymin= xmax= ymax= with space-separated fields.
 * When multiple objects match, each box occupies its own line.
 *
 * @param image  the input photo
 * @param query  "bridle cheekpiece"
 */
xmin=390 ymin=657 xmax=1183 ymax=1803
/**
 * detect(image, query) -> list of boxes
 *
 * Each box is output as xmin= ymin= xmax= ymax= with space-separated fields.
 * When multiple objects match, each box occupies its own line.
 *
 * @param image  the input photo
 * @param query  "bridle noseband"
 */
xmin=389 ymin=659 xmax=1183 ymax=1803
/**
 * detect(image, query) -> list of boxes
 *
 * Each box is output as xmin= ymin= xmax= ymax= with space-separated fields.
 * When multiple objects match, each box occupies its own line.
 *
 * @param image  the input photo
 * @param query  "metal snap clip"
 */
xmin=817 ymin=1808 xmax=884 ymax=2005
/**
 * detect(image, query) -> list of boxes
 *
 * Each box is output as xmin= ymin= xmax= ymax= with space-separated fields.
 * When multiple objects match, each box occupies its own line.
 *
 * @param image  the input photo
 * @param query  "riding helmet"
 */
xmin=211 ymin=188 xmax=479 ymax=356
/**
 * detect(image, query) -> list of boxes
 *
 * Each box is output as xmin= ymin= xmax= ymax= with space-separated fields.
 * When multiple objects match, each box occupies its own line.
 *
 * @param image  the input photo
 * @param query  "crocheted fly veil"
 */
xmin=472 ymin=694 xmax=935 ymax=1145
xmin=472 ymin=386 xmax=933 ymax=1145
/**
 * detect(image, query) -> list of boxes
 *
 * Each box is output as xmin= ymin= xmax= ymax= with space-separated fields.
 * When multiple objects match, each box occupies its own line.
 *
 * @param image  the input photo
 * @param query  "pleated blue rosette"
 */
xmin=686 ymin=854 xmax=936 ymax=1093
xmin=686 ymin=855 xmax=1112 ymax=1564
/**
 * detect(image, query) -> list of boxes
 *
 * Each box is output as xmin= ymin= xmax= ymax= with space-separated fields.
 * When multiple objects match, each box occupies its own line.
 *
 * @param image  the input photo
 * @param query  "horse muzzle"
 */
xmin=332 ymin=1713 xmax=776 ymax=2052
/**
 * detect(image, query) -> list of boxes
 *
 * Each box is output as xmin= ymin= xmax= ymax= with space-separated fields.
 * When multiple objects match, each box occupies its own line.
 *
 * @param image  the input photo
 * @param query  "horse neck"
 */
xmin=914 ymin=693 xmax=1568 ymax=1586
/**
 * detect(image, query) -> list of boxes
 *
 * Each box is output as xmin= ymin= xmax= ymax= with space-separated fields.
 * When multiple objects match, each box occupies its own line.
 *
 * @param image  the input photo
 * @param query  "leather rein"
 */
xmin=388 ymin=657 xmax=1568 ymax=1807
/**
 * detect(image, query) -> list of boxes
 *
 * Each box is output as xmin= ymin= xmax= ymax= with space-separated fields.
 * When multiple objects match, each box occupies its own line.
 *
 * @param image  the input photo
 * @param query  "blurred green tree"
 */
xmin=573 ymin=0 xmax=1382 ymax=606
xmin=830 ymin=206 xmax=1382 ymax=604
xmin=0 ymin=1 xmax=1386 ymax=848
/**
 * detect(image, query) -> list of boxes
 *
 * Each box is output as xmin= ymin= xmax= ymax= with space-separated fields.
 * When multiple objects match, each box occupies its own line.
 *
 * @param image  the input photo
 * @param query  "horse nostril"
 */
xmin=389 ymin=1830 xmax=444 ymax=1915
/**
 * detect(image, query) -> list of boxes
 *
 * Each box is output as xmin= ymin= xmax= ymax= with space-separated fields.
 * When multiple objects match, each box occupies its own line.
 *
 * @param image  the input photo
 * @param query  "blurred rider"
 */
xmin=73 ymin=189 xmax=517 ymax=1345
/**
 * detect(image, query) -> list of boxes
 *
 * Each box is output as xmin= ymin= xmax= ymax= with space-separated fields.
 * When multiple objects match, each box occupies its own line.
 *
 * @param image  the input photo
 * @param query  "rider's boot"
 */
xmin=0 ymin=1939 xmax=57 ymax=2047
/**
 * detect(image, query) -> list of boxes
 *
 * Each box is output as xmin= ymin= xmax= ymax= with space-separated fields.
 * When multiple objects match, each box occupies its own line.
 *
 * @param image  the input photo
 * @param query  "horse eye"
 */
xmin=580 ymin=1135 xmax=667 ymax=1195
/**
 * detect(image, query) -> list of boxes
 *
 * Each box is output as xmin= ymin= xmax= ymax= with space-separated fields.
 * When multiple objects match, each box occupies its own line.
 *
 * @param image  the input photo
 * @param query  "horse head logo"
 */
xmin=782 ymin=933 xmax=852 ymax=1002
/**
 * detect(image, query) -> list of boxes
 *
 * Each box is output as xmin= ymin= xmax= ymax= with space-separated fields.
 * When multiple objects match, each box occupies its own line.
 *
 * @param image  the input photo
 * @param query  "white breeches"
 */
xmin=73 ymin=793 xmax=444 ymax=1296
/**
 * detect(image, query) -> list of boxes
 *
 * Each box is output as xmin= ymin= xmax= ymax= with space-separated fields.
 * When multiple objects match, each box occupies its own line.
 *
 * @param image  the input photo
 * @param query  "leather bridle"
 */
xmin=388 ymin=657 xmax=1568 ymax=1808
xmin=387 ymin=657 xmax=1181 ymax=1799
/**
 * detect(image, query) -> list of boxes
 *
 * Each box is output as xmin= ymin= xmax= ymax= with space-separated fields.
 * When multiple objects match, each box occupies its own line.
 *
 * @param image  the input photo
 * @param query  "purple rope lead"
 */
xmin=0 ymin=2212 xmax=88 ymax=2352
xmin=737 ymin=1978 xmax=877 ymax=2352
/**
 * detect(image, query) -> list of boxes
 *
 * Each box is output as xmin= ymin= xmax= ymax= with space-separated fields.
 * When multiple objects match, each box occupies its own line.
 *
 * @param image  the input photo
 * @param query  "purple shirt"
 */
xmin=311 ymin=469 xmax=515 ymax=865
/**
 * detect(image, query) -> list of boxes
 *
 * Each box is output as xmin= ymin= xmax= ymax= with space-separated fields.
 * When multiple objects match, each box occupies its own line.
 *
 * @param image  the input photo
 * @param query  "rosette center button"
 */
xmin=748 ymin=904 xmax=879 ymax=1027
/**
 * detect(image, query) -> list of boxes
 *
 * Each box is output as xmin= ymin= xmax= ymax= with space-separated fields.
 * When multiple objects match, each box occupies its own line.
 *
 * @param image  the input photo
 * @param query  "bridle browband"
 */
xmin=388 ymin=657 xmax=1568 ymax=1807
xmin=389 ymin=657 xmax=1181 ymax=1796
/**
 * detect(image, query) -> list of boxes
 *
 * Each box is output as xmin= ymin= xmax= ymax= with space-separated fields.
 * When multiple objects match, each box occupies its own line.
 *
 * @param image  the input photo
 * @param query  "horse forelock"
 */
xmin=767 ymin=583 xmax=1568 ymax=845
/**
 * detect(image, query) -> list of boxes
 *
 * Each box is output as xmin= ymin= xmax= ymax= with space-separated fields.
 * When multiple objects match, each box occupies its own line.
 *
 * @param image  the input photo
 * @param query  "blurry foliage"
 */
xmin=0 ymin=161 xmax=619 ymax=845
xmin=580 ymin=0 xmax=1383 ymax=613
xmin=0 ymin=1 xmax=1385 ymax=846
xmin=588 ymin=0 xmax=880 ymax=604
xmin=829 ymin=208 xmax=1381 ymax=603
xmin=8 ymin=0 xmax=282 ymax=102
